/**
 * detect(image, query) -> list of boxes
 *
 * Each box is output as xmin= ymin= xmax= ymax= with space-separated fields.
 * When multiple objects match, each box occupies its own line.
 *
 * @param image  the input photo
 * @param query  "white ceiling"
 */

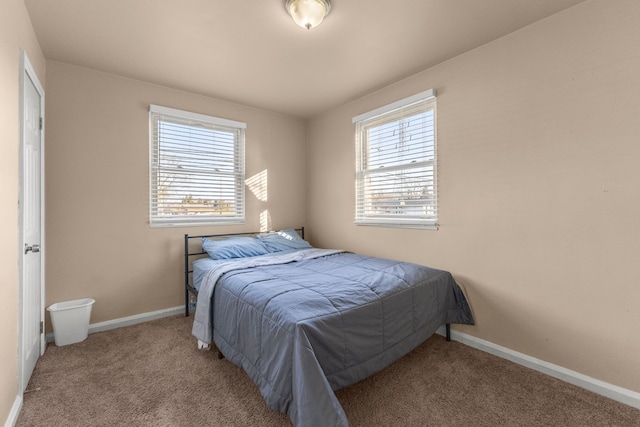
xmin=24 ymin=0 xmax=586 ymax=119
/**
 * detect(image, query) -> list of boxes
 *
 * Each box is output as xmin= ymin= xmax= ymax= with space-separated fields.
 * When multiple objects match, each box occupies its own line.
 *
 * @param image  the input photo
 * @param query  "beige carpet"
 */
xmin=17 ymin=315 xmax=640 ymax=426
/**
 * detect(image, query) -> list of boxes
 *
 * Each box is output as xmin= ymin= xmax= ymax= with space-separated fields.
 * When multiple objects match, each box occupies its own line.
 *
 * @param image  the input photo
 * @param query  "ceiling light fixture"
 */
xmin=284 ymin=0 xmax=332 ymax=30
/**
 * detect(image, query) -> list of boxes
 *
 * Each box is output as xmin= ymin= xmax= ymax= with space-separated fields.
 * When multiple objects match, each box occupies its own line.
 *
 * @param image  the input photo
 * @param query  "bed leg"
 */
xmin=217 ymin=351 xmax=224 ymax=360
xmin=446 ymin=323 xmax=451 ymax=342
xmin=185 ymin=288 xmax=190 ymax=317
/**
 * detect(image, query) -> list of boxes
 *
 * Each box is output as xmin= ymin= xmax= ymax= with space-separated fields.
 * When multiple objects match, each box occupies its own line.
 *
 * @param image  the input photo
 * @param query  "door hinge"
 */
xmin=39 ymin=117 xmax=43 ymax=130
xmin=40 ymin=321 xmax=43 ymax=334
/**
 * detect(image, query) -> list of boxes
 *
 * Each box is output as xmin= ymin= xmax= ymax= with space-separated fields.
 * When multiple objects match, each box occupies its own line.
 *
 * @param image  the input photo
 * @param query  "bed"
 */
xmin=184 ymin=227 xmax=474 ymax=427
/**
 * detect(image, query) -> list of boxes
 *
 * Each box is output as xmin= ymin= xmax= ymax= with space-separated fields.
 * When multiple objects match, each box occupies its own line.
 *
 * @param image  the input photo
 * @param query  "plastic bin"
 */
xmin=47 ymin=298 xmax=95 ymax=346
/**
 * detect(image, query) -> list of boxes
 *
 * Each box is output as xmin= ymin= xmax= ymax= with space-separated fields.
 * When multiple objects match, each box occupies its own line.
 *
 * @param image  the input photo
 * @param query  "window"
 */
xmin=353 ymin=89 xmax=437 ymax=229
xmin=149 ymin=105 xmax=246 ymax=227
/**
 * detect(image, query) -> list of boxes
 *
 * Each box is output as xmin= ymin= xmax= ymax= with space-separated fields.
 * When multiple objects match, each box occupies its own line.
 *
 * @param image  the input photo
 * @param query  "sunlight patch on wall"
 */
xmin=246 ymin=169 xmax=268 ymax=202
xmin=260 ymin=210 xmax=271 ymax=232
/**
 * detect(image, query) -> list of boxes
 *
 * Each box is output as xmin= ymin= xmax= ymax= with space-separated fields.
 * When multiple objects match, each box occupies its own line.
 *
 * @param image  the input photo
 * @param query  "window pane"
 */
xmin=367 ymin=110 xmax=434 ymax=169
xmin=362 ymin=165 xmax=434 ymax=216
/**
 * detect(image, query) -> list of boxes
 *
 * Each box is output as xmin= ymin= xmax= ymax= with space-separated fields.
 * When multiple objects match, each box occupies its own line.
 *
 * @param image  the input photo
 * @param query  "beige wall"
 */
xmin=307 ymin=0 xmax=640 ymax=393
xmin=0 ymin=0 xmax=45 ymax=424
xmin=44 ymin=61 xmax=307 ymax=326
xmin=7 ymin=3 xmax=638 ymax=425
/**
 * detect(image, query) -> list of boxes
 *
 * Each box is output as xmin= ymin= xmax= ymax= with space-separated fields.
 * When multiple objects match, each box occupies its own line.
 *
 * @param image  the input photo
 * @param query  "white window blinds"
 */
xmin=353 ymin=89 xmax=437 ymax=229
xmin=149 ymin=105 xmax=246 ymax=227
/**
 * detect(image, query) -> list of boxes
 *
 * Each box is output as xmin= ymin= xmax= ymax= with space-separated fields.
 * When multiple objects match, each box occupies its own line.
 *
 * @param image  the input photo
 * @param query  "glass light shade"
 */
xmin=285 ymin=0 xmax=331 ymax=30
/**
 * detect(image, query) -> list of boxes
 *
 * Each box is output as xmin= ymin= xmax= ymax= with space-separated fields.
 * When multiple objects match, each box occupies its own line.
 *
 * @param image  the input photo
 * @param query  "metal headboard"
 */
xmin=183 ymin=227 xmax=305 ymax=317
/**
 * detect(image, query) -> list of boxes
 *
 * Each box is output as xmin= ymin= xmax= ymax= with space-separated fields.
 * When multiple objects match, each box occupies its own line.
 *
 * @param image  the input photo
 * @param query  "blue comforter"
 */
xmin=192 ymin=250 xmax=474 ymax=426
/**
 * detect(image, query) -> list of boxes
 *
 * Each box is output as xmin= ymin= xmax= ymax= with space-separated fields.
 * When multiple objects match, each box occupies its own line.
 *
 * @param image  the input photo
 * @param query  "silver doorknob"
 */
xmin=25 ymin=244 xmax=40 ymax=254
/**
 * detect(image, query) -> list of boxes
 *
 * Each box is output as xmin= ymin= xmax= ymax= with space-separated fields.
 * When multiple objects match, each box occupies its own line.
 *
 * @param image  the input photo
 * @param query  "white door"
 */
xmin=19 ymin=51 xmax=45 ymax=393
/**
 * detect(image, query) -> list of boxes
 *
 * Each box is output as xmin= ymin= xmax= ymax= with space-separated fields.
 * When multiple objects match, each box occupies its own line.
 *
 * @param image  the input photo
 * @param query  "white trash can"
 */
xmin=47 ymin=298 xmax=95 ymax=346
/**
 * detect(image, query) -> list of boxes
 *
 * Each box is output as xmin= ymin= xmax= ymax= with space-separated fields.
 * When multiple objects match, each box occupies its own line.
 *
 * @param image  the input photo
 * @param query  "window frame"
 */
xmin=149 ymin=104 xmax=246 ymax=228
xmin=353 ymin=89 xmax=437 ymax=230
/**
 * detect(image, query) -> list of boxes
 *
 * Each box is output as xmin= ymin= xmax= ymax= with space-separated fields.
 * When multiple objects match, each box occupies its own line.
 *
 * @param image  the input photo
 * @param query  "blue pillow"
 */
xmin=257 ymin=229 xmax=312 ymax=253
xmin=202 ymin=237 xmax=269 ymax=260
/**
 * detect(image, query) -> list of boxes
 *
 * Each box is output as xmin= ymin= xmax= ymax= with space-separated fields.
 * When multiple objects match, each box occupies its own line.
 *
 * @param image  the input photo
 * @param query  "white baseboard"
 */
xmin=45 ymin=305 xmax=184 ymax=343
xmin=437 ymin=326 xmax=640 ymax=410
xmin=3 ymin=395 xmax=22 ymax=427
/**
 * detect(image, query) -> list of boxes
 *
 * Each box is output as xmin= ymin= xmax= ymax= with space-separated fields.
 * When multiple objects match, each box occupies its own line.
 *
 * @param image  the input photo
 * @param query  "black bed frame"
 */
xmin=183 ymin=227 xmax=305 ymax=318
xmin=182 ymin=226 xmax=451 ymax=342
